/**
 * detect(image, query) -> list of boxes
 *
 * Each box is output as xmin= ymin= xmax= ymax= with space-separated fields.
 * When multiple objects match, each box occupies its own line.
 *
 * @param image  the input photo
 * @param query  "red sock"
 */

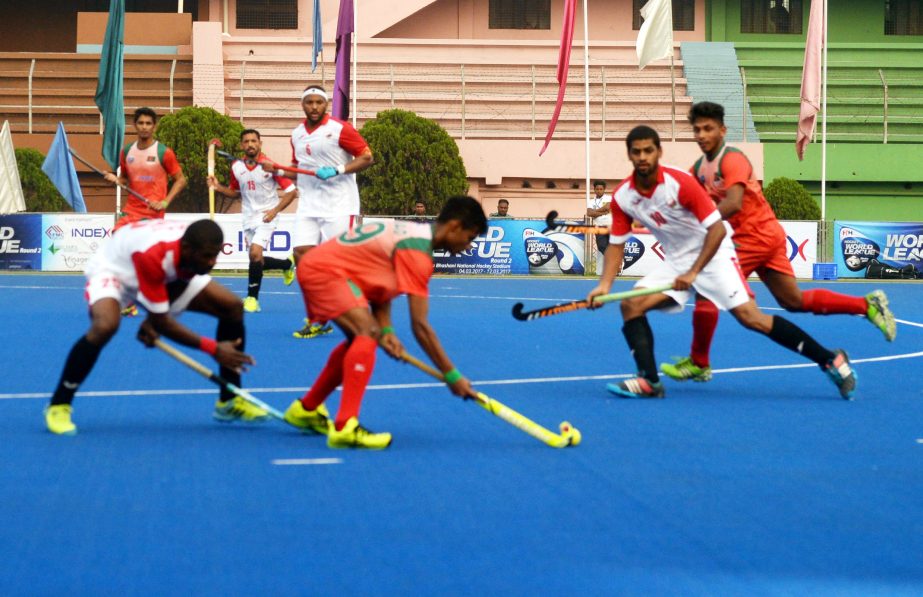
xmin=334 ymin=335 xmax=377 ymax=430
xmin=801 ymin=289 xmax=867 ymax=315
xmin=691 ymin=300 xmax=719 ymax=367
xmin=301 ymin=341 xmax=349 ymax=410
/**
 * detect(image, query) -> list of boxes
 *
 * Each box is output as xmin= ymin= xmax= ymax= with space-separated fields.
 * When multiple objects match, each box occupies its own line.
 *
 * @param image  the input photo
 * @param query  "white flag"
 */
xmin=0 ymin=121 xmax=27 ymax=214
xmin=636 ymin=0 xmax=674 ymax=70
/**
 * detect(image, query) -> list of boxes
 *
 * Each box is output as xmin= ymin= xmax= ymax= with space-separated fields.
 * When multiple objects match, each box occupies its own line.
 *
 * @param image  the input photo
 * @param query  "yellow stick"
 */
xmin=207 ymin=142 xmax=216 ymax=219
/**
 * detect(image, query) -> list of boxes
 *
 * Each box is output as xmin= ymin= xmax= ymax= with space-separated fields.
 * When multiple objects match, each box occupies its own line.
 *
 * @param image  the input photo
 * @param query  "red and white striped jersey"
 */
xmin=229 ymin=154 xmax=294 ymax=228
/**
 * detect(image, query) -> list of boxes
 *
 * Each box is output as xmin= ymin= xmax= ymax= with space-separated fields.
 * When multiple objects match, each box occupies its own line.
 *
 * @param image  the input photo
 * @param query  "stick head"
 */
xmin=208 ymin=138 xmax=223 ymax=148
xmin=559 ymin=421 xmax=582 ymax=447
xmin=511 ymin=303 xmax=529 ymax=321
xmin=544 ymin=210 xmax=559 ymax=232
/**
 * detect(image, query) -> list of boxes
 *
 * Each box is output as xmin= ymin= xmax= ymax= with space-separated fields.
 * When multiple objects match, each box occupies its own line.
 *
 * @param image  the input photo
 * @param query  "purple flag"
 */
xmin=332 ymin=0 xmax=354 ymax=121
xmin=539 ymin=0 xmax=577 ymax=156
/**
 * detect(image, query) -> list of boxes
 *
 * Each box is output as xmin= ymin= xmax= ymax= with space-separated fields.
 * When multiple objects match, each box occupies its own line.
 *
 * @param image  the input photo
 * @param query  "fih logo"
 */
xmin=45 ymin=225 xmax=64 ymax=239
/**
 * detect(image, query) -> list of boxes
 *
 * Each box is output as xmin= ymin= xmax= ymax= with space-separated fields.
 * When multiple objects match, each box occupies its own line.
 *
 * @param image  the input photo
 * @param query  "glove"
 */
xmin=315 ymin=166 xmax=339 ymax=180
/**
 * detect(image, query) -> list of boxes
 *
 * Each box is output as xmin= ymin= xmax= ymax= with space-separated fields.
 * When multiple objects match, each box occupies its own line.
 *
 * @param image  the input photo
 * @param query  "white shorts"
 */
xmin=636 ymin=248 xmax=751 ymax=313
xmin=85 ymin=270 xmax=212 ymax=316
xmin=244 ymin=220 xmax=278 ymax=250
xmin=292 ymin=215 xmax=356 ymax=248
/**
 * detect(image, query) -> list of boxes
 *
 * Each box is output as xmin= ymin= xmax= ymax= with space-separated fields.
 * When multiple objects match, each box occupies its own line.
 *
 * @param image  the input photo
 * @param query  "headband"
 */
xmin=301 ymin=87 xmax=328 ymax=101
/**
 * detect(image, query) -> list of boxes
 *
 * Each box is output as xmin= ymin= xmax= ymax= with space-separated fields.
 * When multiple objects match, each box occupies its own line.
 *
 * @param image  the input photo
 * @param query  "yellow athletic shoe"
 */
xmin=283 ymin=399 xmax=330 ymax=435
xmin=45 ymin=404 xmax=77 ymax=436
xmin=327 ymin=417 xmax=392 ymax=450
xmin=282 ymin=254 xmax=296 ymax=286
xmin=293 ymin=320 xmax=334 ymax=339
xmin=120 ymin=303 xmax=139 ymax=317
xmin=243 ymin=296 xmax=261 ymax=313
xmin=213 ymin=396 xmax=270 ymax=423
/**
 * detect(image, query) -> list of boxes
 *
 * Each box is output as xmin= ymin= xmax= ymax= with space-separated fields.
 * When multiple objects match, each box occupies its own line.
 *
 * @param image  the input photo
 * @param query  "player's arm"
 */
xmin=407 ymin=294 xmax=476 ymax=399
xmin=675 ymin=220 xmax=726 ymax=291
xmin=207 ymin=175 xmax=241 ymax=199
xmin=158 ymin=150 xmax=187 ymax=210
xmin=717 ymin=184 xmax=744 ymax=219
xmin=137 ymin=312 xmax=254 ymax=372
xmin=715 ymin=152 xmax=752 ymax=219
xmin=263 ymin=183 xmax=297 ymax=222
xmin=586 ymin=242 xmax=625 ymax=305
xmin=371 ymin=300 xmax=404 ymax=360
xmin=343 ymin=147 xmax=373 ymax=175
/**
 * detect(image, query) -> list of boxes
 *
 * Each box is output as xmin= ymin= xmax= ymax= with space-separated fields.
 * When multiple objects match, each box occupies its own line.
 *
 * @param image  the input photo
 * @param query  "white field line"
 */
xmin=271 ymin=458 xmax=342 ymax=466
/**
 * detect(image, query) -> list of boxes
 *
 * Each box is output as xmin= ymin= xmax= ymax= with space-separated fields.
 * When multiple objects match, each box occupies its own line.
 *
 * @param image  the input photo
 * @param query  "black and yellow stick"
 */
xmin=399 ymin=352 xmax=581 ymax=448
xmin=154 ymin=339 xmax=285 ymax=420
xmin=543 ymin=210 xmax=610 ymax=235
xmin=512 ymin=284 xmax=672 ymax=321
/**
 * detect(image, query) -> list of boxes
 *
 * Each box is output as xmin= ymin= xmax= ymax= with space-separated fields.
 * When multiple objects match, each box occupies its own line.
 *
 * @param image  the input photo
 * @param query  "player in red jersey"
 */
xmin=660 ymin=102 xmax=895 ymax=383
xmin=588 ymin=126 xmax=856 ymax=400
xmin=44 ymin=219 xmax=263 ymax=436
xmin=283 ymin=196 xmax=486 ymax=449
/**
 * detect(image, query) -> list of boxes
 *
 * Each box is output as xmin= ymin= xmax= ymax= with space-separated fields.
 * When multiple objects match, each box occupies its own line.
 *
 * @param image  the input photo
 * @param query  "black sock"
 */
xmin=622 ymin=316 xmax=659 ymax=383
xmin=766 ymin=316 xmax=834 ymax=366
xmin=247 ymin=260 xmax=263 ymax=299
xmin=263 ymin=256 xmax=290 ymax=271
xmin=51 ymin=336 xmax=104 ymax=406
xmin=216 ymin=318 xmax=245 ymax=403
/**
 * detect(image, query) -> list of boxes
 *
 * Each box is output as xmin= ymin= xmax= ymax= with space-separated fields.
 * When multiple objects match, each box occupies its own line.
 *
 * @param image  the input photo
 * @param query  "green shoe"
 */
xmin=282 ymin=254 xmax=296 ymax=286
xmin=327 ymin=417 xmax=392 ymax=450
xmin=293 ymin=320 xmax=334 ymax=339
xmin=284 ymin=399 xmax=330 ymax=435
xmin=120 ymin=303 xmax=139 ymax=317
xmin=243 ymin=296 xmax=261 ymax=313
xmin=865 ymin=290 xmax=896 ymax=341
xmin=660 ymin=356 xmax=712 ymax=382
xmin=45 ymin=404 xmax=77 ymax=435
xmin=213 ymin=396 xmax=270 ymax=423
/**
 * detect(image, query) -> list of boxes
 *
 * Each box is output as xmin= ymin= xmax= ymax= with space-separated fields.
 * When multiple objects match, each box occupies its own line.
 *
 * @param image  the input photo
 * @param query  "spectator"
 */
xmin=489 ymin=199 xmax=511 ymax=218
xmin=586 ymin=180 xmax=611 ymax=253
xmin=411 ymin=200 xmax=429 ymax=223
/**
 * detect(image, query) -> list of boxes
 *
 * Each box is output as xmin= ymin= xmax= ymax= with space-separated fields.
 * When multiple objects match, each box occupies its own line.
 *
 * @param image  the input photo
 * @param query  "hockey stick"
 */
xmin=543 ymin=210 xmax=610 ymax=235
xmin=398 ymin=352 xmax=581 ymax=448
xmin=511 ymin=284 xmax=673 ymax=321
xmin=68 ymin=148 xmax=160 ymax=210
xmin=154 ymin=339 xmax=285 ymax=420
xmin=215 ymin=149 xmax=316 ymax=177
xmin=207 ymin=139 xmax=221 ymax=220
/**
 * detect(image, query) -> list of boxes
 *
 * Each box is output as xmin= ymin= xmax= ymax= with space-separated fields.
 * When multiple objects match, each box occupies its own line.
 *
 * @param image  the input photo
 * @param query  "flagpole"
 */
xmin=582 ymin=0 xmax=590 ymax=207
xmin=352 ymin=0 xmax=357 ymax=128
xmin=820 ymin=0 xmax=827 ymax=223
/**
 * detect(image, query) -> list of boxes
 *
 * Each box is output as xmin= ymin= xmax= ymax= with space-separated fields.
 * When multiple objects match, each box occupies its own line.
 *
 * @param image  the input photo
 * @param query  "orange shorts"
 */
xmin=297 ymin=267 xmax=367 ymax=323
xmin=735 ymin=235 xmax=794 ymax=279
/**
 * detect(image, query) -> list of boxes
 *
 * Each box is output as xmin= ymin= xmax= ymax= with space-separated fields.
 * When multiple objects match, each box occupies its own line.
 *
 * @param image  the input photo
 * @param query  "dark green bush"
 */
xmin=764 ymin=177 xmax=821 ymax=220
xmin=15 ymin=148 xmax=72 ymax=212
xmin=155 ymin=106 xmax=245 ymax=213
xmin=358 ymin=109 xmax=468 ymax=216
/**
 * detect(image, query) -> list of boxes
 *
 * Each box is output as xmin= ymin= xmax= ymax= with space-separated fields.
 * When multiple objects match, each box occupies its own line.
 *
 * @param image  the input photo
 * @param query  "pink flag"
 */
xmin=796 ymin=0 xmax=825 ymax=160
xmin=539 ymin=0 xmax=577 ymax=156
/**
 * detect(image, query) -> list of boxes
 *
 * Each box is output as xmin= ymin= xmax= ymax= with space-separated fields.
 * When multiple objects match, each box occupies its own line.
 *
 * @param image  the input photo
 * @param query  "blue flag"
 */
xmin=94 ymin=0 xmax=125 ymax=171
xmin=41 ymin=123 xmax=87 ymax=213
xmin=312 ymin=0 xmax=323 ymax=72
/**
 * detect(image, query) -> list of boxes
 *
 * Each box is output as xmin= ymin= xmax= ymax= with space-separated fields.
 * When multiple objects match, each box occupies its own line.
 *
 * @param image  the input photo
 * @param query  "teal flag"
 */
xmin=42 ymin=123 xmax=87 ymax=213
xmin=94 ymin=0 xmax=125 ymax=171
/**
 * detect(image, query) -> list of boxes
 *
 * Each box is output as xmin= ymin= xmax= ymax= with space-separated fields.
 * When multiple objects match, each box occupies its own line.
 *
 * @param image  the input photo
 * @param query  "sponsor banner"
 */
xmin=165 ymin=213 xmax=297 ymax=269
xmin=41 ymin=214 xmax=115 ymax=272
xmin=834 ymin=221 xmax=923 ymax=279
xmin=0 ymin=214 xmax=43 ymax=270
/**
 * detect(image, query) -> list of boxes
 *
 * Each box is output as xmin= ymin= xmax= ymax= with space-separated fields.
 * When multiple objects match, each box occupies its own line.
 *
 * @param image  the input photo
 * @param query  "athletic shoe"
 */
xmin=282 ymin=254 xmax=296 ymax=286
xmin=824 ymin=349 xmax=857 ymax=400
xmin=283 ymin=399 xmax=330 ymax=435
xmin=293 ymin=320 xmax=334 ymax=339
xmin=865 ymin=290 xmax=896 ymax=342
xmin=606 ymin=377 xmax=666 ymax=399
xmin=213 ymin=396 xmax=270 ymax=423
xmin=327 ymin=417 xmax=392 ymax=450
xmin=120 ymin=303 xmax=139 ymax=317
xmin=243 ymin=296 xmax=261 ymax=313
xmin=45 ymin=404 xmax=77 ymax=435
xmin=660 ymin=356 xmax=713 ymax=382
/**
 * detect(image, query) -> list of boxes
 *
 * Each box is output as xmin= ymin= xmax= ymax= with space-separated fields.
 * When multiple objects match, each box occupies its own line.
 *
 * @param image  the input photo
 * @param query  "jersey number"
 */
xmin=338 ymin=222 xmax=385 ymax=245
xmin=650 ymin=211 xmax=668 ymax=227
xmin=247 ymin=181 xmax=256 ymax=191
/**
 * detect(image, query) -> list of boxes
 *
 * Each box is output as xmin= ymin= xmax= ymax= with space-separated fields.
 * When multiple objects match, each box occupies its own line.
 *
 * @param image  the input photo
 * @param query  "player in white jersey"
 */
xmin=586 ymin=126 xmax=856 ymax=400
xmin=208 ymin=129 xmax=298 ymax=313
xmin=275 ymin=85 xmax=373 ymax=339
xmin=45 ymin=219 xmax=266 ymax=436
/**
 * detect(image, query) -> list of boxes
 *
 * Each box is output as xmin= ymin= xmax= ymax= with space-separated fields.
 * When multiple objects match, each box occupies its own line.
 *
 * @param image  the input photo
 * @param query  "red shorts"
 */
xmin=735 ymin=234 xmax=794 ymax=279
xmin=298 ymin=266 xmax=367 ymax=323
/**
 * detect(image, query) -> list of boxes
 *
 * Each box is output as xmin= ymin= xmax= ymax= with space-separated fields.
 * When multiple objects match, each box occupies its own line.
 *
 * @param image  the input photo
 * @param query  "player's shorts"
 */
xmin=297 ymin=266 xmax=367 ymax=323
xmin=292 ymin=215 xmax=357 ymax=248
xmin=735 ymin=234 xmax=795 ymax=279
xmin=243 ymin=220 xmax=278 ymax=250
xmin=636 ymin=247 xmax=751 ymax=313
xmin=85 ymin=269 xmax=211 ymax=315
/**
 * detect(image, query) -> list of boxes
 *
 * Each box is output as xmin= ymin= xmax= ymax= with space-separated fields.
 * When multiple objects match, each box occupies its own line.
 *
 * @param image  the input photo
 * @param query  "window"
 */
xmin=489 ymin=0 xmax=551 ymax=30
xmin=236 ymin=0 xmax=297 ymax=30
xmin=886 ymin=0 xmax=923 ymax=35
xmin=741 ymin=0 xmax=803 ymax=34
xmin=632 ymin=0 xmax=696 ymax=31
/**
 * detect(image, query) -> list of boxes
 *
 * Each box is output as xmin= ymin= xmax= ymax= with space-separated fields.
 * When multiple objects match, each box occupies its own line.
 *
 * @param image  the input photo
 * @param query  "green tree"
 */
xmin=358 ymin=109 xmax=468 ymax=216
xmin=155 ymin=106 xmax=245 ymax=213
xmin=764 ymin=177 xmax=821 ymax=220
xmin=15 ymin=148 xmax=72 ymax=212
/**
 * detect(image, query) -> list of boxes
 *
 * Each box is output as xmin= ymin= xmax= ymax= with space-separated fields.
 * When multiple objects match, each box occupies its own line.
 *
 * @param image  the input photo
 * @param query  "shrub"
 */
xmin=763 ymin=176 xmax=821 ymax=220
xmin=358 ymin=109 xmax=468 ymax=216
xmin=15 ymin=148 xmax=71 ymax=212
xmin=155 ymin=107 xmax=245 ymax=213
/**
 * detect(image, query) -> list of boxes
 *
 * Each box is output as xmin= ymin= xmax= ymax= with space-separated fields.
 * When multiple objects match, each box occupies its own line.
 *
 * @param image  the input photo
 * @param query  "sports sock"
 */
xmin=301 ymin=341 xmax=349 ymax=410
xmin=247 ymin=260 xmax=263 ymax=299
xmin=800 ymin=289 xmax=867 ymax=315
xmin=263 ymin=256 xmax=290 ymax=271
xmin=690 ymin=299 xmax=719 ymax=367
xmin=766 ymin=316 xmax=834 ymax=366
xmin=334 ymin=335 xmax=377 ymax=430
xmin=216 ymin=318 xmax=245 ymax=403
xmin=51 ymin=336 xmax=104 ymax=406
xmin=622 ymin=316 xmax=659 ymax=383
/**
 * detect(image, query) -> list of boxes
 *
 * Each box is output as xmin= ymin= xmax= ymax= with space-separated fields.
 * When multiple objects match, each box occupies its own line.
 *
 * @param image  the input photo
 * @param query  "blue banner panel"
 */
xmin=834 ymin=221 xmax=923 ymax=279
xmin=0 ymin=214 xmax=43 ymax=270
xmin=433 ymin=219 xmax=585 ymax=275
